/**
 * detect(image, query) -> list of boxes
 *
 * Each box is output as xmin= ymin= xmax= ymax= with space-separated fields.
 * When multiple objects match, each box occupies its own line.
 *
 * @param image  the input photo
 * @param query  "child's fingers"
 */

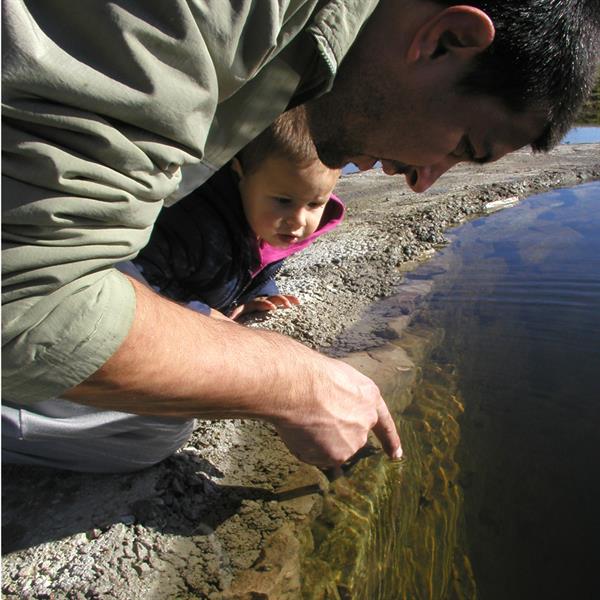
xmin=253 ymin=299 xmax=278 ymax=311
xmin=229 ymin=305 xmax=245 ymax=320
xmin=268 ymin=294 xmax=300 ymax=308
xmin=230 ymin=300 xmax=274 ymax=320
xmin=233 ymin=296 xmax=300 ymax=318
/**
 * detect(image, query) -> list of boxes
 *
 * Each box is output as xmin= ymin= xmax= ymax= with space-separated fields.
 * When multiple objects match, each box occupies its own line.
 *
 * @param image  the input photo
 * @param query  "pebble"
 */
xmin=171 ymin=478 xmax=185 ymax=495
xmin=73 ymin=533 xmax=88 ymax=545
xmin=18 ymin=566 xmax=34 ymax=578
xmin=134 ymin=541 xmax=148 ymax=561
xmin=133 ymin=562 xmax=151 ymax=577
xmin=87 ymin=528 xmax=103 ymax=540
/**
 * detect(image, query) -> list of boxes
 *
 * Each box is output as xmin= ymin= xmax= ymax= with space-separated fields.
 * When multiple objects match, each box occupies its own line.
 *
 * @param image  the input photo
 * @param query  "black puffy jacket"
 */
xmin=133 ymin=166 xmax=280 ymax=315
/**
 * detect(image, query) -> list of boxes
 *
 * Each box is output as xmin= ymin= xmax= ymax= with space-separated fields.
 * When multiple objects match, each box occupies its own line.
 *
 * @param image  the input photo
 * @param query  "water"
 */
xmin=407 ymin=181 xmax=600 ymax=599
xmin=560 ymin=126 xmax=600 ymax=144
xmin=301 ymin=182 xmax=600 ymax=599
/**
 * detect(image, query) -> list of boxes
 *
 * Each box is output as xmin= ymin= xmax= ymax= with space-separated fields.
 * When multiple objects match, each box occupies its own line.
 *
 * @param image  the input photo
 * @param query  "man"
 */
xmin=2 ymin=0 xmax=598 ymax=472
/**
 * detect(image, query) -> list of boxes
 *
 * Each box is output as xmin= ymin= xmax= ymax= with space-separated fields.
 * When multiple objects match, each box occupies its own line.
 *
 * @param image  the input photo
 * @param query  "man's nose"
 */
xmin=406 ymin=161 xmax=455 ymax=193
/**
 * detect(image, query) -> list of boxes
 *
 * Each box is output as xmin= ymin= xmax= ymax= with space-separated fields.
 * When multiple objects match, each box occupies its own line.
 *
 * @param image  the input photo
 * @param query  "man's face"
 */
xmin=305 ymin=1 xmax=545 ymax=193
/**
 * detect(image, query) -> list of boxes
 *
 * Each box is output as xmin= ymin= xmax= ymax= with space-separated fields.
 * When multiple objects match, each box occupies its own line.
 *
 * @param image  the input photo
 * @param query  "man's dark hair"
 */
xmin=237 ymin=105 xmax=320 ymax=174
xmin=436 ymin=0 xmax=600 ymax=151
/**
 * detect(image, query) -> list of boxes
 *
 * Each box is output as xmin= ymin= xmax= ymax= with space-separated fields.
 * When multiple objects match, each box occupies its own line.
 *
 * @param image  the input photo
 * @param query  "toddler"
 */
xmin=131 ymin=107 xmax=344 ymax=320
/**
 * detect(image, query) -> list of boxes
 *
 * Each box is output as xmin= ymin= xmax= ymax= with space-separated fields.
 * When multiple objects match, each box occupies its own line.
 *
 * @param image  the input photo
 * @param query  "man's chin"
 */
xmin=315 ymin=151 xmax=374 ymax=172
xmin=313 ymin=142 xmax=351 ymax=170
xmin=349 ymin=156 xmax=379 ymax=171
xmin=314 ymin=139 xmax=411 ymax=176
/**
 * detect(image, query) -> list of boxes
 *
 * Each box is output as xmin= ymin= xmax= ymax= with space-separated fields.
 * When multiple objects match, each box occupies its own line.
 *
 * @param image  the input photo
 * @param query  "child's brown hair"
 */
xmin=236 ymin=106 xmax=319 ymax=174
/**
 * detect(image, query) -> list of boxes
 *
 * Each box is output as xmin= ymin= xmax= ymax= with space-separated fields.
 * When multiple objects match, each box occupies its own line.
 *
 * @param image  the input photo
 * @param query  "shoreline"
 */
xmin=3 ymin=143 xmax=599 ymax=599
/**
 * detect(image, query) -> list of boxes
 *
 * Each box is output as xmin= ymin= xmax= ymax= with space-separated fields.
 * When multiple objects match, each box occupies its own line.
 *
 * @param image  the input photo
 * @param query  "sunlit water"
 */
xmin=302 ymin=182 xmax=600 ymax=599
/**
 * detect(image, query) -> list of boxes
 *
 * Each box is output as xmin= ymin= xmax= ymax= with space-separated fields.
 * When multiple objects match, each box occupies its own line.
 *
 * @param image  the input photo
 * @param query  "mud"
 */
xmin=2 ymin=143 xmax=599 ymax=599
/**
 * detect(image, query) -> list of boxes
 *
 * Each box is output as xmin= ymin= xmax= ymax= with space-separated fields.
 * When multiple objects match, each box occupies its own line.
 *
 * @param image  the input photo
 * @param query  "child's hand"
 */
xmin=230 ymin=295 xmax=300 ymax=320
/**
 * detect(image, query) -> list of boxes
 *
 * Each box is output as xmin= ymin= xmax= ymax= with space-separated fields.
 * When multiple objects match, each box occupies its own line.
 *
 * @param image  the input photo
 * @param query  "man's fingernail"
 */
xmin=392 ymin=446 xmax=403 ymax=461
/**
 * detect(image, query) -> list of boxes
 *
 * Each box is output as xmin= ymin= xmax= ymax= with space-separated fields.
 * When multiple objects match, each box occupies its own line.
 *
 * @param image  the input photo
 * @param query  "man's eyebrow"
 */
xmin=465 ymin=136 xmax=493 ymax=164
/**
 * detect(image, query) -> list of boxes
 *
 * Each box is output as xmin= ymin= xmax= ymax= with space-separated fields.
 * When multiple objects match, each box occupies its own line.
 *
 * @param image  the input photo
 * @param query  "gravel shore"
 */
xmin=2 ymin=143 xmax=599 ymax=599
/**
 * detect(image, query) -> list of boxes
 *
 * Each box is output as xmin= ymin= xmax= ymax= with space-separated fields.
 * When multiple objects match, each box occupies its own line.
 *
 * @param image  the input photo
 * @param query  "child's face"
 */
xmin=235 ymin=156 xmax=341 ymax=248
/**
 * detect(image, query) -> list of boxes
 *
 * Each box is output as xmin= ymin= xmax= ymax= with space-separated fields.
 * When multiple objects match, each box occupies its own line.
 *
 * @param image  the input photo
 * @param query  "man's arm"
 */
xmin=65 ymin=276 xmax=402 ymax=467
xmin=1 ymin=0 xmax=321 ymax=404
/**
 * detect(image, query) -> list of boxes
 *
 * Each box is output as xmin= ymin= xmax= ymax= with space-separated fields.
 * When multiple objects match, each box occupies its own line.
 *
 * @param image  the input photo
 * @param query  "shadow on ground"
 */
xmin=2 ymin=452 xmax=322 ymax=554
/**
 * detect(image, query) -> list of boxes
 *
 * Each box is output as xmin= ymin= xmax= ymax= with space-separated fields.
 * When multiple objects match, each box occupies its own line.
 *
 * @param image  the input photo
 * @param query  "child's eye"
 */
xmin=308 ymin=202 xmax=325 ymax=209
xmin=275 ymin=197 xmax=292 ymax=205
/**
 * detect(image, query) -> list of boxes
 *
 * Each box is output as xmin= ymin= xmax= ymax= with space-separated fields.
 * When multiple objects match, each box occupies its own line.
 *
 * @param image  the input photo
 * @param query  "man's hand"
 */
xmin=65 ymin=276 xmax=402 ymax=467
xmin=229 ymin=294 xmax=300 ymax=320
xmin=270 ymin=357 xmax=402 ymax=466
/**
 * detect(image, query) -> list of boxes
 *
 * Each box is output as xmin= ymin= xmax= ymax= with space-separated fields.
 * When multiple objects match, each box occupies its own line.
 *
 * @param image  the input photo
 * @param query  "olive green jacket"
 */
xmin=2 ymin=0 xmax=379 ymax=403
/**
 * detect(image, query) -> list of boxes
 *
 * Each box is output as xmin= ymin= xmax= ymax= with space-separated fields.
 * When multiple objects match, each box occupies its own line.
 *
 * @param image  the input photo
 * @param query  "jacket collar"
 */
xmin=306 ymin=0 xmax=380 ymax=91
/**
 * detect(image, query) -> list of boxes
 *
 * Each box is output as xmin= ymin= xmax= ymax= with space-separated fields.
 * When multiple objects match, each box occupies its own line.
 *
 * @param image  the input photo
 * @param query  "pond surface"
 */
xmin=302 ymin=182 xmax=600 ymax=599
xmin=407 ymin=181 xmax=600 ymax=599
xmin=560 ymin=126 xmax=600 ymax=144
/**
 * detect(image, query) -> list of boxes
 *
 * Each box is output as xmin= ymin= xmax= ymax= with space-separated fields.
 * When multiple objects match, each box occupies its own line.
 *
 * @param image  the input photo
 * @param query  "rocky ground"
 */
xmin=2 ymin=143 xmax=599 ymax=599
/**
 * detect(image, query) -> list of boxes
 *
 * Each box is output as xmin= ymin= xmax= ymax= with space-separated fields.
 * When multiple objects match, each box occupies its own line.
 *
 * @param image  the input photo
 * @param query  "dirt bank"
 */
xmin=2 ymin=143 xmax=599 ymax=599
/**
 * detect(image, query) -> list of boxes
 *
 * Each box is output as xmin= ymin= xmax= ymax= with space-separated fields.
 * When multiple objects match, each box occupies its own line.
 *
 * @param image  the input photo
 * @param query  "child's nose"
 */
xmin=285 ymin=208 xmax=306 ymax=229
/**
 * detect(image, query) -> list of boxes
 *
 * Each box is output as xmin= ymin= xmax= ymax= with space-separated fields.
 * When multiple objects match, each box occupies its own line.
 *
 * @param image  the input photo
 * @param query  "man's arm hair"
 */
xmin=65 ymin=276 xmax=402 ymax=467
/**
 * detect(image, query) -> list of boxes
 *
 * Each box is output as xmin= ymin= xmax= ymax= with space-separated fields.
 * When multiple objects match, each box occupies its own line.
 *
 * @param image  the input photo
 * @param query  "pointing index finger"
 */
xmin=372 ymin=397 xmax=403 ymax=460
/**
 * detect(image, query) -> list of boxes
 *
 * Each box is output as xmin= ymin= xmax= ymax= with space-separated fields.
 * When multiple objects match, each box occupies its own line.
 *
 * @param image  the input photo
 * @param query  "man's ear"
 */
xmin=406 ymin=6 xmax=495 ymax=63
xmin=231 ymin=157 xmax=244 ymax=180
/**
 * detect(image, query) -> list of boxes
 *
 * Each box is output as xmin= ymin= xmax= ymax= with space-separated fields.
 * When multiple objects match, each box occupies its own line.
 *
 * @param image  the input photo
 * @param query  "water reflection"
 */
xmin=416 ymin=182 xmax=600 ymax=600
xmin=302 ymin=182 xmax=600 ymax=599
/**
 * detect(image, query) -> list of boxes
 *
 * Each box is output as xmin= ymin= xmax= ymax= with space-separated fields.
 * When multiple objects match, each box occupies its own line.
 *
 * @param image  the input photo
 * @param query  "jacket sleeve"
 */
xmin=247 ymin=277 xmax=281 ymax=300
xmin=1 ymin=0 xmax=311 ymax=404
xmin=131 ymin=197 xmax=213 ymax=302
xmin=239 ymin=261 xmax=284 ymax=305
xmin=184 ymin=301 xmax=212 ymax=317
